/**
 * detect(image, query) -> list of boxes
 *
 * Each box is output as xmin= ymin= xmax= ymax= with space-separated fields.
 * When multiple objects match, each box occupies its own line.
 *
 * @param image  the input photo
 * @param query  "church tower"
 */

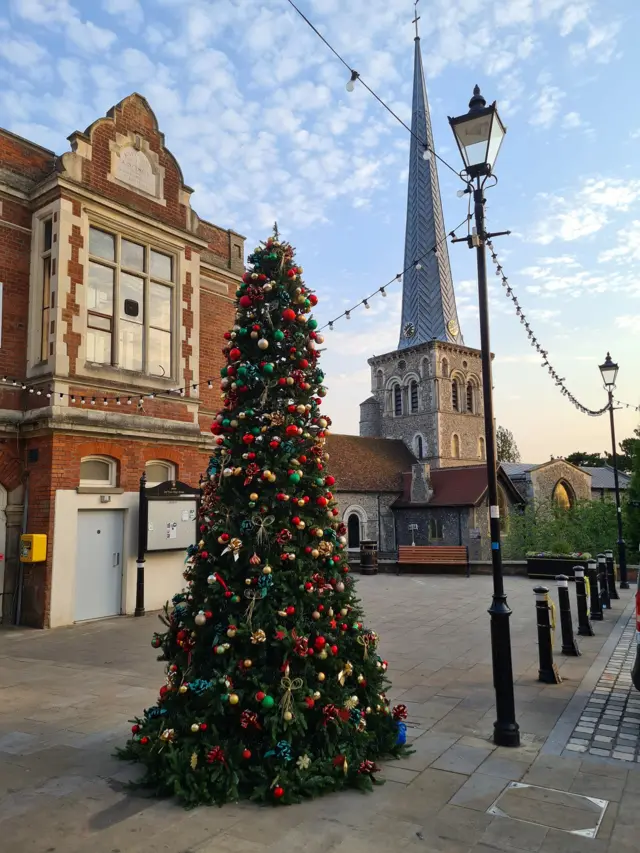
xmin=359 ymin=21 xmax=486 ymax=469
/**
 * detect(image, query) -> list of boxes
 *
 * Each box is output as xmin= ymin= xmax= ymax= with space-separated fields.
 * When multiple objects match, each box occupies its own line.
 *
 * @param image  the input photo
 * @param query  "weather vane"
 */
xmin=412 ymin=0 xmax=420 ymax=38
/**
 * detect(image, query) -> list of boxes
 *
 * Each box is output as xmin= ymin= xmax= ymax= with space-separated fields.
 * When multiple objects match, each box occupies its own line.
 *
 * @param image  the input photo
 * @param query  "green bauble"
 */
xmin=237 ymin=366 xmax=247 ymax=378
xmin=307 ymin=319 xmax=318 ymax=330
xmin=289 ymin=472 xmax=301 ymax=483
xmin=222 ymin=418 xmax=230 ymax=427
xmin=274 ymin=329 xmax=284 ymax=341
xmin=262 ymin=363 xmax=274 ymax=374
xmin=238 ymin=328 xmax=248 ymax=336
xmin=261 ymin=695 xmax=275 ymax=709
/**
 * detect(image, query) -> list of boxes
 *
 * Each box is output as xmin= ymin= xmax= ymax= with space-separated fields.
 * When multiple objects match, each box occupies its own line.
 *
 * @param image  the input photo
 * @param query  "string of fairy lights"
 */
xmin=319 ymin=215 xmax=472 ymax=331
xmin=485 ymin=239 xmax=640 ymax=416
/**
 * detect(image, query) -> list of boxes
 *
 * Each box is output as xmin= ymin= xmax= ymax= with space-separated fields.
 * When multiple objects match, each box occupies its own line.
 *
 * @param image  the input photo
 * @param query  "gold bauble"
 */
xmin=229 ymin=693 xmax=239 ymax=705
xmin=191 ymin=723 xmax=200 ymax=733
xmin=317 ymin=672 xmax=326 ymax=682
xmin=283 ymin=710 xmax=293 ymax=722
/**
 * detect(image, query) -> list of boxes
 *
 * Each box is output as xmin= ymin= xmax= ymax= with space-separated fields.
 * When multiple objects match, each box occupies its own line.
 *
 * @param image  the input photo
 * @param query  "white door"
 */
xmin=75 ymin=510 xmax=124 ymax=621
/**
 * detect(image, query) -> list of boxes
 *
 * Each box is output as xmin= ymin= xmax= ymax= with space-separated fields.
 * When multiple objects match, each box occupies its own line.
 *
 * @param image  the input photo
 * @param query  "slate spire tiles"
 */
xmin=398 ymin=35 xmax=463 ymax=350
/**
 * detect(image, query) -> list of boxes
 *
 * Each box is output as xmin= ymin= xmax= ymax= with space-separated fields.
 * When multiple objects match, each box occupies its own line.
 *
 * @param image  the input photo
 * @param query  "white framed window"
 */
xmin=145 ymin=460 xmax=176 ymax=487
xmin=80 ymin=456 xmax=117 ymax=488
xmin=87 ymin=225 xmax=174 ymax=377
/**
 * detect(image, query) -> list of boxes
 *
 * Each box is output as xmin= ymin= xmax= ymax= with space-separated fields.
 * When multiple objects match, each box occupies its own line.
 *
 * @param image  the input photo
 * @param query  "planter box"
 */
xmin=526 ymin=557 xmax=589 ymax=580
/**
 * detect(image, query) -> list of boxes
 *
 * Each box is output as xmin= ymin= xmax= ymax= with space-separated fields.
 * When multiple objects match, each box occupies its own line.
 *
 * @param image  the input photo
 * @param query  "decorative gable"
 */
xmin=109 ymin=131 xmax=165 ymax=202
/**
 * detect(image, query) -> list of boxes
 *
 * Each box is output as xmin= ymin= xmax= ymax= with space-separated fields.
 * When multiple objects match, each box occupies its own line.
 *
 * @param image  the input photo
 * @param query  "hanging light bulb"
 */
xmin=422 ymin=147 xmax=430 ymax=160
xmin=380 ymin=287 xmax=387 ymax=297
xmin=363 ymin=300 xmax=370 ymax=309
xmin=346 ymin=70 xmax=359 ymax=92
xmin=329 ymin=321 xmax=334 ymax=330
xmin=345 ymin=310 xmax=351 ymax=320
xmin=415 ymin=261 xmax=422 ymax=271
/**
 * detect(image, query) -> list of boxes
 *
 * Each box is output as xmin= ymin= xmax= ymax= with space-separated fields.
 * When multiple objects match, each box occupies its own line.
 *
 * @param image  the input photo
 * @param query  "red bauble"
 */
xmin=270 ymin=440 xmax=280 ymax=449
xmin=314 ymin=636 xmax=326 ymax=649
xmin=305 ymin=546 xmax=312 ymax=554
xmin=200 ymin=723 xmax=208 ymax=731
xmin=282 ymin=308 xmax=296 ymax=321
xmin=140 ymin=736 xmax=149 ymax=745
xmin=341 ymin=623 xmax=348 ymax=631
xmin=299 ymin=359 xmax=309 ymax=369
xmin=309 ymin=294 xmax=318 ymax=305
xmin=287 ymin=269 xmax=296 ymax=278
xmin=330 ymin=645 xmax=338 ymax=655
xmin=239 ymin=295 xmax=252 ymax=308
xmin=278 ymin=377 xmax=287 ymax=386
xmin=316 ymin=496 xmax=328 ymax=507
xmin=256 ymin=691 xmax=266 ymax=702
xmin=274 ymin=786 xmax=285 ymax=798
xmin=211 ymin=423 xmax=221 ymax=434
xmin=325 ymin=476 xmax=335 ymax=486
xmin=242 ymin=434 xmax=255 ymax=444
xmin=247 ymin=452 xmax=256 ymax=460
xmin=292 ymin=516 xmax=300 ymax=525
xmin=304 ymin=581 xmax=313 ymax=590
xmin=229 ymin=347 xmax=241 ymax=361
xmin=286 ymin=606 xmax=295 ymax=615
xmin=242 ymin=749 xmax=252 ymax=760
xmin=220 ymin=533 xmax=230 ymax=542
xmin=224 ymin=331 xmax=232 ymax=340
xmin=286 ymin=425 xmax=299 ymax=437
xmin=305 ymin=697 xmax=315 ymax=708
xmin=131 ymin=724 xmax=140 ymax=733
xmin=287 ymin=404 xmax=297 ymax=413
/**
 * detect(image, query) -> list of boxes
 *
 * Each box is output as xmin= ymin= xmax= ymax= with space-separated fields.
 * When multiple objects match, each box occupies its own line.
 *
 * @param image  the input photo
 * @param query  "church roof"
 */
xmin=427 ymin=465 xmax=525 ymax=508
xmin=398 ymin=34 xmax=462 ymax=350
xmin=326 ymin=434 xmax=416 ymax=492
xmin=580 ymin=465 xmax=631 ymax=490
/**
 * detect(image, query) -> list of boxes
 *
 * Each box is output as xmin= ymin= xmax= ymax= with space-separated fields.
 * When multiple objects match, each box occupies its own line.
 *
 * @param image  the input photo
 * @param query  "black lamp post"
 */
xmin=449 ymin=86 xmax=520 ymax=748
xmin=599 ymin=353 xmax=629 ymax=589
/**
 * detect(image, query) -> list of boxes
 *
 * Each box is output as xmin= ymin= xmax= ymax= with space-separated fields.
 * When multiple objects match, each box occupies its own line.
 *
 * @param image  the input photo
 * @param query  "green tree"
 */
xmin=503 ymin=499 xmax=618 ymax=559
xmin=496 ymin=425 xmax=521 ymax=463
xmin=625 ymin=434 xmax=640 ymax=553
xmin=605 ymin=428 xmax=640 ymax=473
xmin=118 ymin=232 xmax=406 ymax=807
xmin=565 ymin=452 xmax=604 ymax=468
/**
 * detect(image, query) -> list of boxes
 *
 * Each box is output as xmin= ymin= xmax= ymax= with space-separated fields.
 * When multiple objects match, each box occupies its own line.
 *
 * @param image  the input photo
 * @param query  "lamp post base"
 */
xmin=618 ymin=540 xmax=630 ymax=589
xmin=489 ymin=594 xmax=520 ymax=748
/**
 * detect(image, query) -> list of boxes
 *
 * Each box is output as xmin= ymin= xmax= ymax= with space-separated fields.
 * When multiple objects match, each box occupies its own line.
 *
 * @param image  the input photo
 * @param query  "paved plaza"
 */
xmin=1 ymin=573 xmax=640 ymax=852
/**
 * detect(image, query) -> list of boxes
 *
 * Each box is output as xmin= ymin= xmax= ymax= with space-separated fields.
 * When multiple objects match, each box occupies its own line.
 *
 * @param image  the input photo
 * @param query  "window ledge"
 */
xmin=76 ymin=486 xmax=125 ymax=494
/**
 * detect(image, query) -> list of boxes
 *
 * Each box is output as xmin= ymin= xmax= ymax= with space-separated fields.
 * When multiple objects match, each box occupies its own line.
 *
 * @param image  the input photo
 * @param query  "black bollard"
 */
xmin=534 ymin=586 xmax=562 ymax=683
xmin=574 ymin=566 xmax=594 ymax=637
xmin=605 ymin=550 xmax=620 ymax=600
xmin=556 ymin=575 xmax=581 ymax=656
xmin=586 ymin=559 xmax=603 ymax=621
xmin=598 ymin=553 xmax=610 ymax=611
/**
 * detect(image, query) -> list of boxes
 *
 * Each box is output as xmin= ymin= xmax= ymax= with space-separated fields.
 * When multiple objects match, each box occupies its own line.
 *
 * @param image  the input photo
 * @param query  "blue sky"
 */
xmin=1 ymin=0 xmax=639 ymax=461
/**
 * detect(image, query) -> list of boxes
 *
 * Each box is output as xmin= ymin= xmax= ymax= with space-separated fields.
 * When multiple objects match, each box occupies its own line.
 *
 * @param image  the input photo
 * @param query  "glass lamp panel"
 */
xmin=486 ymin=114 xmax=506 ymax=170
xmin=454 ymin=114 xmax=491 ymax=167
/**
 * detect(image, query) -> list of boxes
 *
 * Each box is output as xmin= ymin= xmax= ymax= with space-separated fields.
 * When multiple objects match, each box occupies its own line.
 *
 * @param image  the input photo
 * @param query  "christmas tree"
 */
xmin=118 ymin=230 xmax=408 ymax=806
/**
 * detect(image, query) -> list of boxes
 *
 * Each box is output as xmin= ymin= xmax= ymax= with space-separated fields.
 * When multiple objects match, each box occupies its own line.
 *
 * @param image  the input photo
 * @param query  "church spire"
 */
xmin=398 ymin=19 xmax=463 ymax=349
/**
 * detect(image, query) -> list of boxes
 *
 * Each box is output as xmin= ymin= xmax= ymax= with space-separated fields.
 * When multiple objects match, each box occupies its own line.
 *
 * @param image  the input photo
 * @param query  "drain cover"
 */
xmin=487 ymin=782 xmax=608 ymax=838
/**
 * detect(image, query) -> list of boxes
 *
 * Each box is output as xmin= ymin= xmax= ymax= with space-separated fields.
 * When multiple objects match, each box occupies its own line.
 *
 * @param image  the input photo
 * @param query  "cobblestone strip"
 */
xmin=564 ymin=614 xmax=640 ymax=761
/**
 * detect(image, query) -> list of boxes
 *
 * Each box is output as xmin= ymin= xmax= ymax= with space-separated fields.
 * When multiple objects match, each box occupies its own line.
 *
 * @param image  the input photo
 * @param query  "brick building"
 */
xmin=0 ymin=93 xmax=243 ymax=628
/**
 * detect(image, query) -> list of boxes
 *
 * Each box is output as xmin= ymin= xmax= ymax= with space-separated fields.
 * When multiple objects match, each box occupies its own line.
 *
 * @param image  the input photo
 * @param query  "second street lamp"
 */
xmin=599 ymin=353 xmax=629 ymax=589
xmin=449 ymin=86 xmax=520 ymax=748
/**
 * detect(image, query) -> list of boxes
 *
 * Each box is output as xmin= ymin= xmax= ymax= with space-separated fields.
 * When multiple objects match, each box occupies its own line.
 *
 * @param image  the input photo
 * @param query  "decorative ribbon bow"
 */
xmin=357 ymin=635 xmax=371 ymax=660
xmin=279 ymin=676 xmax=303 ymax=718
xmin=206 ymin=746 xmax=227 ymax=766
xmin=244 ymin=588 xmax=265 ymax=628
xmin=252 ymin=515 xmax=275 ymax=544
xmin=221 ymin=538 xmax=242 ymax=561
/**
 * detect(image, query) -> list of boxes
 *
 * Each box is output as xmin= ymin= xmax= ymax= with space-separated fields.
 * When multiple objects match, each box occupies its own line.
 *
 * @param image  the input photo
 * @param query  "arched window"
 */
xmin=410 ymin=381 xmax=418 ymax=413
xmin=553 ymin=481 xmax=573 ymax=510
xmin=451 ymin=434 xmax=460 ymax=459
xmin=146 ymin=460 xmax=176 ymax=487
xmin=376 ymin=369 xmax=384 ymax=390
xmin=466 ymin=381 xmax=475 ymax=413
xmin=478 ymin=437 xmax=485 ymax=460
xmin=347 ymin=513 xmax=361 ymax=549
xmin=393 ymin=385 xmax=402 ymax=416
xmin=415 ymin=435 xmax=424 ymax=459
xmin=441 ymin=357 xmax=449 ymax=378
xmin=452 ymin=380 xmax=461 ymax=412
xmin=80 ymin=456 xmax=116 ymax=487
xmin=421 ymin=357 xmax=430 ymax=378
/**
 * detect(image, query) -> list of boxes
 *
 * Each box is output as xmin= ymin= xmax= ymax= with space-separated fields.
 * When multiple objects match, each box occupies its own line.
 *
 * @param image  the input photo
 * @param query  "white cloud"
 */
xmin=529 ymin=85 xmax=565 ymax=128
xmin=531 ymin=178 xmax=640 ymax=244
xmin=11 ymin=0 xmax=116 ymax=53
xmin=0 ymin=37 xmax=48 ymax=69
xmin=102 ymin=0 xmax=144 ymax=30
xmin=615 ymin=316 xmax=640 ymax=331
xmin=562 ymin=111 xmax=582 ymax=129
xmin=598 ymin=220 xmax=640 ymax=265
xmin=570 ymin=22 xmax=620 ymax=64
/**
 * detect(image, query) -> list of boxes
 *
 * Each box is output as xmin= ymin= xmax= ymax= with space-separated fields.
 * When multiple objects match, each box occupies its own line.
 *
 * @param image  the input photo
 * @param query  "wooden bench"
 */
xmin=397 ymin=545 xmax=469 ymax=577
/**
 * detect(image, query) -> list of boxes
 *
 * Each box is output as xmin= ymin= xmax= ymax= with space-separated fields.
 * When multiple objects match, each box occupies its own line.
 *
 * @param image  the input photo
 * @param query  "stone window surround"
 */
xmin=343 ymin=504 xmax=368 ymax=550
xmin=79 ymin=454 xmax=117 ymax=488
xmin=77 ymin=209 xmax=186 ymax=394
xmin=27 ymin=201 xmax=59 ymax=376
xmin=145 ymin=459 xmax=176 ymax=487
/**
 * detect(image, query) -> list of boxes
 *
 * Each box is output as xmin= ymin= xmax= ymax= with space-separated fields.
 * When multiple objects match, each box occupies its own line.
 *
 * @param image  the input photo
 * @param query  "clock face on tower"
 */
xmin=447 ymin=319 xmax=459 ymax=338
xmin=403 ymin=322 xmax=416 ymax=339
